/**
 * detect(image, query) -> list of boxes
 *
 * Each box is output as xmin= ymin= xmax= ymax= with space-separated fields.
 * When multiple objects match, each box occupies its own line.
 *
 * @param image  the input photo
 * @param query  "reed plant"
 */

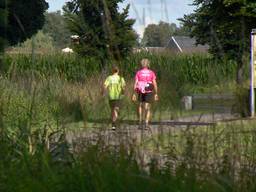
xmin=0 ymin=52 xmax=254 ymax=191
xmin=1 ymin=118 xmax=256 ymax=191
xmin=3 ymin=52 xmax=237 ymax=86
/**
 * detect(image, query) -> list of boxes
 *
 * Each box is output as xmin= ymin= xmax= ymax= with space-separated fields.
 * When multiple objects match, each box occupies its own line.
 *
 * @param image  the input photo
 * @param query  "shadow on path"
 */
xmin=88 ymin=119 xmax=215 ymax=126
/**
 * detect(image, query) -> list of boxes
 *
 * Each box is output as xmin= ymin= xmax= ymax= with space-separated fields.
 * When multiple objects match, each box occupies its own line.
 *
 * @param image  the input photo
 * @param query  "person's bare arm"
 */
xmin=132 ymin=79 xmax=138 ymax=101
xmin=121 ymin=78 xmax=126 ymax=95
xmin=102 ymin=83 xmax=108 ymax=96
xmin=152 ymin=79 xmax=158 ymax=94
xmin=152 ymin=79 xmax=159 ymax=101
xmin=133 ymin=79 xmax=138 ymax=92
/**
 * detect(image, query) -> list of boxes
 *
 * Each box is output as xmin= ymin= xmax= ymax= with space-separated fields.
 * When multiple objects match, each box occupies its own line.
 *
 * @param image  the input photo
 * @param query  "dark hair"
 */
xmin=112 ymin=65 xmax=119 ymax=73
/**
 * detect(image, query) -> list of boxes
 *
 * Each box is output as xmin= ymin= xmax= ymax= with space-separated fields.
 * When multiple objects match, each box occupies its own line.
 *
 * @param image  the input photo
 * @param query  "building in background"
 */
xmin=166 ymin=36 xmax=209 ymax=54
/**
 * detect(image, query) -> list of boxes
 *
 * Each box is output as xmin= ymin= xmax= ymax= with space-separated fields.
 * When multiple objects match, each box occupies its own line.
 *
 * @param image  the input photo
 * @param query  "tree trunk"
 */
xmin=236 ymin=65 xmax=244 ymax=85
xmin=236 ymin=52 xmax=248 ymax=85
xmin=236 ymin=17 xmax=247 ymax=85
xmin=236 ymin=56 xmax=243 ymax=84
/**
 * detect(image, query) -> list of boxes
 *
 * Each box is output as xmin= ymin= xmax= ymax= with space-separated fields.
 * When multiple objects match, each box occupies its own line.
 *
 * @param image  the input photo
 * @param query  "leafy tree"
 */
xmin=142 ymin=22 xmax=176 ymax=47
xmin=6 ymin=0 xmax=48 ymax=46
xmin=181 ymin=0 xmax=256 ymax=83
xmin=142 ymin=21 xmax=188 ymax=47
xmin=64 ymin=0 xmax=136 ymax=61
xmin=43 ymin=11 xmax=72 ymax=48
xmin=12 ymin=31 xmax=55 ymax=53
xmin=174 ymin=24 xmax=190 ymax=36
xmin=0 ymin=0 xmax=7 ymax=48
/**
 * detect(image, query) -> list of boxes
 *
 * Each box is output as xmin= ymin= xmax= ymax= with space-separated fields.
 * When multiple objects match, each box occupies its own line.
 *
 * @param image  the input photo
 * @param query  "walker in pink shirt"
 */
xmin=135 ymin=68 xmax=156 ymax=94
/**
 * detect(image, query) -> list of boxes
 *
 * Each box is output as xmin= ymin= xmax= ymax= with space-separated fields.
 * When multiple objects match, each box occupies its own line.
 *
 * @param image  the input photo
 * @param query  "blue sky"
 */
xmin=46 ymin=0 xmax=195 ymax=37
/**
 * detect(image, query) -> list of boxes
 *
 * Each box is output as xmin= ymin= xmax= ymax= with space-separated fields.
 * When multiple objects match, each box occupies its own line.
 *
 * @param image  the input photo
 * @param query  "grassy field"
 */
xmin=0 ymin=52 xmax=255 ymax=191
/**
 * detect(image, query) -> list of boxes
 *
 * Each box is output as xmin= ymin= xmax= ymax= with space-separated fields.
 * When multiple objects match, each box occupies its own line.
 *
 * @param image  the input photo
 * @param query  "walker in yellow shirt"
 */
xmin=104 ymin=74 xmax=125 ymax=100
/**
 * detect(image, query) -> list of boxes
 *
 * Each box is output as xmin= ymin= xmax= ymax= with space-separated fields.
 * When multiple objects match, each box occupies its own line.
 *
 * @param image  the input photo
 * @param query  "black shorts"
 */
xmin=138 ymin=92 xmax=153 ymax=103
xmin=109 ymin=100 xmax=121 ymax=108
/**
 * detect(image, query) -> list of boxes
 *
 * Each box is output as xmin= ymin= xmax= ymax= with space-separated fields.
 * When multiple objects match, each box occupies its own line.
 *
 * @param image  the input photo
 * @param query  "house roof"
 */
xmin=167 ymin=36 xmax=209 ymax=53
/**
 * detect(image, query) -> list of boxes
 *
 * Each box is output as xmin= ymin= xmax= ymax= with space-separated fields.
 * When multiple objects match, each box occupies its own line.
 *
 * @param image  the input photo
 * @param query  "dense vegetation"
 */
xmin=0 ymin=50 xmax=253 ymax=191
xmin=6 ymin=0 xmax=48 ymax=46
xmin=1 ymin=0 xmax=255 ymax=191
xmin=43 ymin=11 xmax=72 ymax=49
xmin=181 ymin=0 xmax=256 ymax=83
xmin=142 ymin=21 xmax=189 ymax=47
xmin=3 ymin=53 xmax=237 ymax=85
xmin=2 ymin=52 xmax=241 ymax=114
xmin=1 ymin=124 xmax=256 ymax=192
xmin=0 ymin=0 xmax=7 ymax=70
xmin=64 ymin=0 xmax=137 ymax=60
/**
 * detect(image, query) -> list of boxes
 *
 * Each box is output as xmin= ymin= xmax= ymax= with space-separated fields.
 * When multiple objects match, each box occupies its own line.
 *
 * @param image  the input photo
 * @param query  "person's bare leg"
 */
xmin=138 ymin=102 xmax=143 ymax=128
xmin=111 ymin=107 xmax=119 ymax=128
xmin=138 ymin=102 xmax=144 ymax=129
xmin=145 ymin=103 xmax=151 ymax=127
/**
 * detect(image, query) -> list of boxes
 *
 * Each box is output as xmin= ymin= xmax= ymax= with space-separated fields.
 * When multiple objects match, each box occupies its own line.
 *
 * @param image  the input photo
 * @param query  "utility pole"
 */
xmin=250 ymin=29 xmax=256 ymax=117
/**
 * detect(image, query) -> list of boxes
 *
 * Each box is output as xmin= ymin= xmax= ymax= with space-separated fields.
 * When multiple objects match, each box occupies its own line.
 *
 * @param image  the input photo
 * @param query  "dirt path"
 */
xmin=65 ymin=113 xmax=238 ymax=146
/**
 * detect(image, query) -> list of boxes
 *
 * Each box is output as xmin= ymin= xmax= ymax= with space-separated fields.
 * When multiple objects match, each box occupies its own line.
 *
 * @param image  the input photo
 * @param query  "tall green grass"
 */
xmin=4 ymin=52 xmax=237 ymax=85
xmin=1 ymin=119 xmax=256 ymax=191
xmin=0 ymin=52 xmax=255 ymax=191
xmin=4 ymin=53 xmax=102 ymax=81
xmin=3 ymin=52 xmax=240 ymax=113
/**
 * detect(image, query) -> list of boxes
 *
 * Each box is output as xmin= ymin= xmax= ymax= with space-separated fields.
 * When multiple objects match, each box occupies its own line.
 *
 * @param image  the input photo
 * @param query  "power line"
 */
xmin=142 ymin=8 xmax=145 ymax=26
xmin=130 ymin=0 xmax=143 ymax=25
xmin=161 ymin=0 xmax=164 ymax=21
xmin=163 ymin=0 xmax=169 ymax=23
xmin=147 ymin=0 xmax=152 ymax=21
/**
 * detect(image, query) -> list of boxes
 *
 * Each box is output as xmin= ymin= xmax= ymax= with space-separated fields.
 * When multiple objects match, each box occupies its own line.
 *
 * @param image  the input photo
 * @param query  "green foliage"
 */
xmin=0 ymin=0 xmax=7 ymax=70
xmin=6 ymin=0 xmax=48 ymax=46
xmin=3 ymin=53 xmax=237 ymax=86
xmin=2 ymin=53 xmax=238 ymax=113
xmin=142 ymin=22 xmax=176 ymax=47
xmin=0 ymin=52 xmax=255 ymax=191
xmin=232 ymin=86 xmax=251 ymax=117
xmin=12 ymin=31 xmax=55 ymax=53
xmin=0 ymin=0 xmax=7 ymax=43
xmin=4 ymin=54 xmax=102 ymax=81
xmin=64 ymin=0 xmax=136 ymax=60
xmin=1 ymin=116 xmax=256 ymax=191
xmin=142 ymin=21 xmax=188 ymax=47
xmin=43 ymin=11 xmax=72 ymax=48
xmin=181 ymin=0 xmax=256 ymax=83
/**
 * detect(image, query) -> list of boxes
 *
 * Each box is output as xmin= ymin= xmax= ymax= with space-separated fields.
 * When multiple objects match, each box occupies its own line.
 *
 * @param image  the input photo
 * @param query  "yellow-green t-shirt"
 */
xmin=104 ymin=74 xmax=125 ymax=100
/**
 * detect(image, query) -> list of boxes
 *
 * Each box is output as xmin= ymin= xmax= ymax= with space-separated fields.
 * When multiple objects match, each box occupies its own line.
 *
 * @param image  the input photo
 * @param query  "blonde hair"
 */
xmin=141 ymin=58 xmax=150 ymax=68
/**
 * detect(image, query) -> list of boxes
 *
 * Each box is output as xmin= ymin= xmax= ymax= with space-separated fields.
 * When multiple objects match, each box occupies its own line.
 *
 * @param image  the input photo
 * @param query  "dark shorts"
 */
xmin=109 ymin=100 xmax=121 ymax=108
xmin=138 ymin=92 xmax=153 ymax=103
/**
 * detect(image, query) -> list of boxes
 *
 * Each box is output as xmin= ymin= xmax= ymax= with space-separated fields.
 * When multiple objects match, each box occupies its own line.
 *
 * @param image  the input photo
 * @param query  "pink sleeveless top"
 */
xmin=135 ymin=68 xmax=156 ymax=93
